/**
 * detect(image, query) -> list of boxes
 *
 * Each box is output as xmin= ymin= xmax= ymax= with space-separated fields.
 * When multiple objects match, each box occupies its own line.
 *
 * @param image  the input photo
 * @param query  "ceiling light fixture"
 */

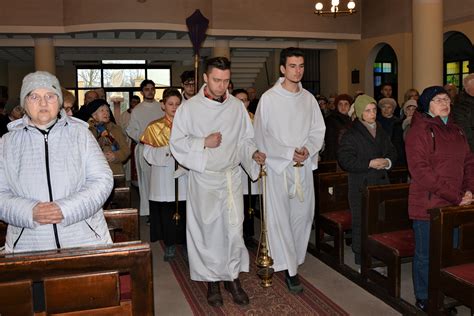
xmin=314 ymin=0 xmax=356 ymax=18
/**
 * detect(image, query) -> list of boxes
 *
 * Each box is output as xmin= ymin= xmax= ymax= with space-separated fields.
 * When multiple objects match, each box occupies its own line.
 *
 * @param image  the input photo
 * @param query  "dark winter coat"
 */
xmin=338 ymin=119 xmax=397 ymax=200
xmin=452 ymin=90 xmax=474 ymax=152
xmin=321 ymin=111 xmax=351 ymax=161
xmin=377 ymin=114 xmax=406 ymax=166
xmin=337 ymin=119 xmax=397 ymax=259
xmin=405 ymin=111 xmax=474 ymax=221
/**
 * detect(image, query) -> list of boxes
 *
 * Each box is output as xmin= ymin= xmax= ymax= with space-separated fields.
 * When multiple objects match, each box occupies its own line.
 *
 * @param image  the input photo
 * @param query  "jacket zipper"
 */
xmin=85 ymin=220 xmax=101 ymax=239
xmin=13 ymin=228 xmax=25 ymax=248
xmin=43 ymin=131 xmax=61 ymax=249
xmin=429 ymin=128 xmax=436 ymax=152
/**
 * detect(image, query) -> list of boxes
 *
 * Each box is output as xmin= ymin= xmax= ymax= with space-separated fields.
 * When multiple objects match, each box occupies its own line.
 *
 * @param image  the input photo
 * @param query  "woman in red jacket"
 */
xmin=405 ymin=86 xmax=474 ymax=311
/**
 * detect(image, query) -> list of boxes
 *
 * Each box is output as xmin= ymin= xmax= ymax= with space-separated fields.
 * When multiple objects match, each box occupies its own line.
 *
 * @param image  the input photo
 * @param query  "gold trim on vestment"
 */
xmin=140 ymin=116 xmax=172 ymax=148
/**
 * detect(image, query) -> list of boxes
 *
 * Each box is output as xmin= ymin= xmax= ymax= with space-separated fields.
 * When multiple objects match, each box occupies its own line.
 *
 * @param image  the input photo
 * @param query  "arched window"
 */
xmin=443 ymin=32 xmax=473 ymax=90
xmin=373 ymin=44 xmax=398 ymax=100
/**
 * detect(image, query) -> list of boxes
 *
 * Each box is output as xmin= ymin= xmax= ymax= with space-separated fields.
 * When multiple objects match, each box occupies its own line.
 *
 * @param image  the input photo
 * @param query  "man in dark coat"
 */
xmin=453 ymin=73 xmax=474 ymax=152
xmin=321 ymin=93 xmax=353 ymax=161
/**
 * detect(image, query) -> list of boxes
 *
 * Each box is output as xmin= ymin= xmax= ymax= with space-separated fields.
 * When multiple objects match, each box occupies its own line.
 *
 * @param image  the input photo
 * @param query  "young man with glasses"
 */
xmin=180 ymin=70 xmax=196 ymax=102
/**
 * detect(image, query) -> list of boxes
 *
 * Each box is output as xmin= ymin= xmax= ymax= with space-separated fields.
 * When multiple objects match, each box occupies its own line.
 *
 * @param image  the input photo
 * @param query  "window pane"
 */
xmin=77 ymin=69 xmax=101 ymax=88
xmin=103 ymin=69 xmax=145 ymax=88
xmin=382 ymin=63 xmax=392 ymax=73
xmin=446 ymin=74 xmax=460 ymax=87
xmin=102 ymin=60 xmax=146 ymax=64
xmin=462 ymin=60 xmax=470 ymax=74
xmin=446 ymin=62 xmax=460 ymax=75
xmin=374 ymin=75 xmax=382 ymax=87
xmin=148 ymin=69 xmax=171 ymax=87
xmin=373 ymin=63 xmax=382 ymax=73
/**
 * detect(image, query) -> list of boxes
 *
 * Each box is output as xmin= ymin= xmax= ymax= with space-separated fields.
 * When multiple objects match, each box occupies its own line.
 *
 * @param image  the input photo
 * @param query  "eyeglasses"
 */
xmin=184 ymin=81 xmax=195 ymax=87
xmin=431 ymin=97 xmax=450 ymax=104
xmin=27 ymin=93 xmax=59 ymax=105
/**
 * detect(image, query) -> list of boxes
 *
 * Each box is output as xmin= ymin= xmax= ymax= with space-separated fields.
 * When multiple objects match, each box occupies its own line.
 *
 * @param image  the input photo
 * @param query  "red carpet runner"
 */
xmin=166 ymin=245 xmax=349 ymax=315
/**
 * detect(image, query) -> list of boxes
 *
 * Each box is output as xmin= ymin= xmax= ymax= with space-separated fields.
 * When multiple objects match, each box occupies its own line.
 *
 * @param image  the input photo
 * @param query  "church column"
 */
xmin=337 ymin=43 xmax=349 ymax=94
xmin=412 ymin=0 xmax=443 ymax=91
xmin=213 ymin=40 xmax=230 ymax=59
xmin=34 ymin=38 xmax=56 ymax=75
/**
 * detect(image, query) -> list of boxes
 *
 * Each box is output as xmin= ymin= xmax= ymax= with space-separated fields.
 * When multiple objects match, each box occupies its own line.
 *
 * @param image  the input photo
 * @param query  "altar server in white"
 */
xmin=170 ymin=57 xmax=266 ymax=308
xmin=254 ymin=47 xmax=326 ymax=294
xmin=141 ymin=88 xmax=187 ymax=262
xmin=126 ymin=80 xmax=164 ymax=216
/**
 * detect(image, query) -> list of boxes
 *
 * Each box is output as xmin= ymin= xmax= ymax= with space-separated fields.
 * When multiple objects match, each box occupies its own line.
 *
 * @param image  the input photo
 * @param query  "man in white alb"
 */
xmin=170 ymin=57 xmax=266 ymax=307
xmin=254 ymin=47 xmax=326 ymax=293
xmin=126 ymin=80 xmax=164 ymax=216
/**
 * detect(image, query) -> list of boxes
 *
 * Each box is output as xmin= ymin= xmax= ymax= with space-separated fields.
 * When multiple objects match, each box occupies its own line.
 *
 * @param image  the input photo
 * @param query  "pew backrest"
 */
xmin=104 ymin=208 xmax=140 ymax=242
xmin=0 ymin=220 xmax=6 ymax=248
xmin=0 ymin=242 xmax=153 ymax=315
xmin=113 ymin=173 xmax=126 ymax=188
xmin=316 ymin=171 xmax=349 ymax=214
xmin=363 ymin=183 xmax=411 ymax=235
xmin=317 ymin=160 xmax=338 ymax=174
xmin=387 ymin=166 xmax=409 ymax=184
xmin=105 ymin=187 xmax=132 ymax=210
xmin=429 ymin=206 xmax=474 ymax=268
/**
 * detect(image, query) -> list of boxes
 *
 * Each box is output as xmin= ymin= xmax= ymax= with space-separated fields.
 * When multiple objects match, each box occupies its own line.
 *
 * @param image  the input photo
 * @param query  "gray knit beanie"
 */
xmin=20 ymin=71 xmax=63 ymax=108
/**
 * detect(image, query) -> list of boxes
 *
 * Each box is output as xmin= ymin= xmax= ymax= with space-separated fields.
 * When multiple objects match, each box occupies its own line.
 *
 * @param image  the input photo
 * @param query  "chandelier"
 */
xmin=314 ymin=0 xmax=356 ymax=17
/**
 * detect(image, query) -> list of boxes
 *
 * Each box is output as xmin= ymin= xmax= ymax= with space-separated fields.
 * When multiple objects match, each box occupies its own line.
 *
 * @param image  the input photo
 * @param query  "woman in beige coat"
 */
xmin=85 ymin=99 xmax=130 ymax=175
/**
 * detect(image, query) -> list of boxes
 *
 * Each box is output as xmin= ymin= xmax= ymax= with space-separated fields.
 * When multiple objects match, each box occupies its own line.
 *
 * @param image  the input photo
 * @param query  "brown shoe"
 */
xmin=207 ymin=282 xmax=223 ymax=307
xmin=224 ymin=278 xmax=249 ymax=305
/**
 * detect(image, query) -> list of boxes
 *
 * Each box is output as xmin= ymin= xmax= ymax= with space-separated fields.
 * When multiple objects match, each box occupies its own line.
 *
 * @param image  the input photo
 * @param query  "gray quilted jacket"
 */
xmin=0 ymin=111 xmax=113 ymax=253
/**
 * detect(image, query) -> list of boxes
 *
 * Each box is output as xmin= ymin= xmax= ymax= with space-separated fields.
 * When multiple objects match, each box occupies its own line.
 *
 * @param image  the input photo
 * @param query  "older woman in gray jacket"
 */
xmin=0 ymin=71 xmax=113 ymax=253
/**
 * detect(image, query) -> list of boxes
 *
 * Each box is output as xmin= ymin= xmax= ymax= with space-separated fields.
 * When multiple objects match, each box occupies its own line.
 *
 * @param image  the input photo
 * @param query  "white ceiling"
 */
xmin=0 ymin=30 xmax=338 ymax=87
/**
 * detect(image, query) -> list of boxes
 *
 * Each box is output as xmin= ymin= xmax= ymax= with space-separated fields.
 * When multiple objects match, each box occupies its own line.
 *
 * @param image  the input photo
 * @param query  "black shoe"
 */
xmin=285 ymin=270 xmax=303 ymax=294
xmin=224 ymin=278 xmax=249 ymax=306
xmin=207 ymin=282 xmax=223 ymax=307
xmin=415 ymin=299 xmax=428 ymax=312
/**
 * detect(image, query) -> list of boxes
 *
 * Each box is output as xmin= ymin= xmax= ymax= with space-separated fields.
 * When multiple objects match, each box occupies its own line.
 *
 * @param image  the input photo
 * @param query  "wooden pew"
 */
xmin=113 ymin=173 xmax=127 ymax=188
xmin=0 ymin=242 xmax=153 ymax=316
xmin=0 ymin=220 xmax=6 ymax=248
xmin=105 ymin=187 xmax=132 ymax=210
xmin=315 ymin=171 xmax=351 ymax=265
xmin=1 ymin=207 xmax=139 ymax=250
xmin=428 ymin=205 xmax=474 ymax=315
xmin=317 ymin=160 xmax=338 ymax=174
xmin=361 ymin=183 xmax=412 ymax=298
xmin=387 ymin=166 xmax=409 ymax=184
xmin=104 ymin=208 xmax=140 ymax=242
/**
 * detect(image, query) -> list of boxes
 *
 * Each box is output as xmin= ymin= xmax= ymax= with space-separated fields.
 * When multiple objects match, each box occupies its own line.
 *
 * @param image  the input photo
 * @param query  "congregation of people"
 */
xmin=1 ymin=47 xmax=474 ymax=312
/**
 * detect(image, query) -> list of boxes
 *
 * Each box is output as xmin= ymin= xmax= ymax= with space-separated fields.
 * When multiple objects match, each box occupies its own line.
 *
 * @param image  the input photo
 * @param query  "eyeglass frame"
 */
xmin=430 ymin=96 xmax=451 ymax=105
xmin=26 ymin=92 xmax=59 ymax=105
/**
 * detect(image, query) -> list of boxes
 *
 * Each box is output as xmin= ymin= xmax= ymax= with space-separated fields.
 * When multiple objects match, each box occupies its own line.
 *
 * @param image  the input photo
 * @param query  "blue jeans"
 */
xmin=413 ymin=220 xmax=430 ymax=301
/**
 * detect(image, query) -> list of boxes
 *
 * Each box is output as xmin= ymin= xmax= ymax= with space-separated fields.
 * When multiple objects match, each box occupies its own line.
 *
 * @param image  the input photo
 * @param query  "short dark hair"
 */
xmin=280 ymin=47 xmax=305 ymax=67
xmin=162 ymin=88 xmax=182 ymax=104
xmin=140 ymin=79 xmax=156 ymax=91
xmin=180 ymin=70 xmax=195 ymax=84
xmin=131 ymin=95 xmax=141 ymax=102
xmin=232 ymin=89 xmax=248 ymax=98
xmin=205 ymin=57 xmax=231 ymax=74
xmin=380 ymin=83 xmax=392 ymax=90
